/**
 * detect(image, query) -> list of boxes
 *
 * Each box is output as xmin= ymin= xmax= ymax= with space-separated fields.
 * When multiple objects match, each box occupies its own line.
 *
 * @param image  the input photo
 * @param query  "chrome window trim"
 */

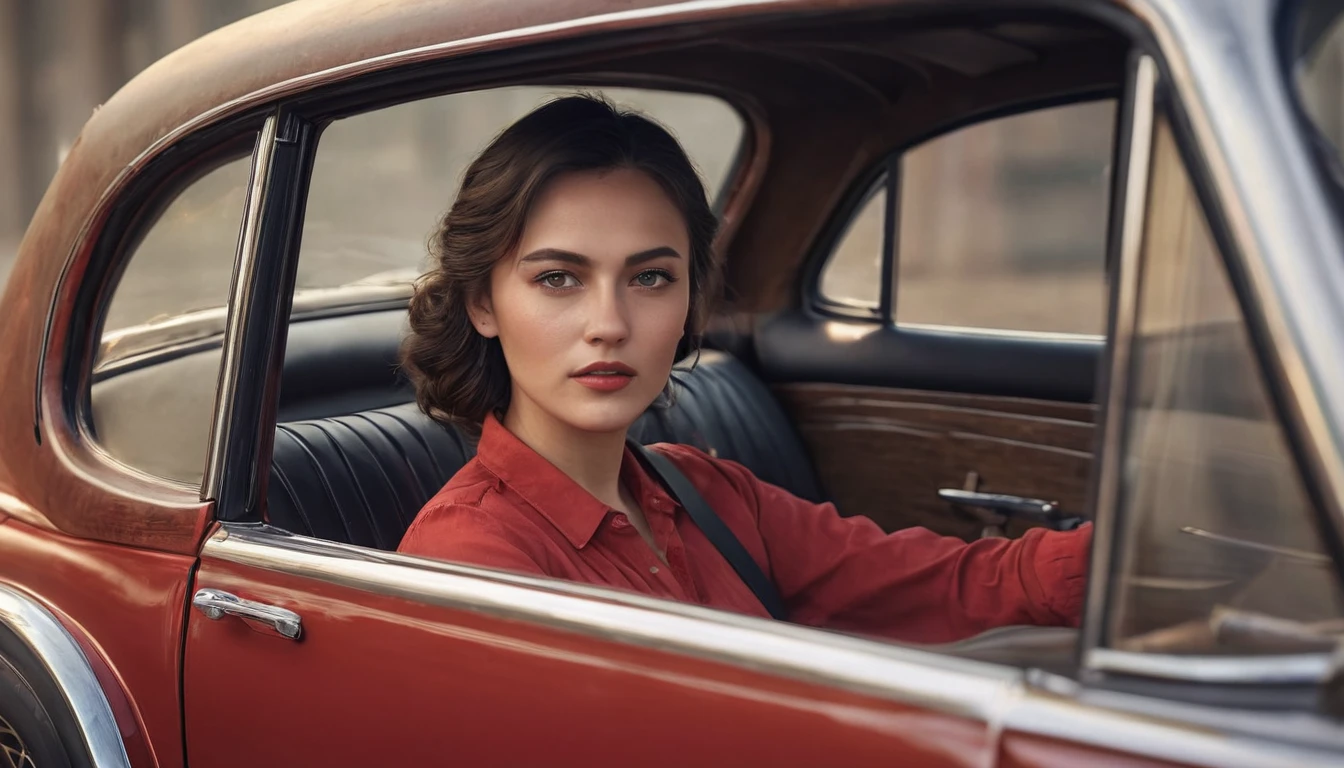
xmin=894 ymin=323 xmax=1106 ymax=344
xmin=1006 ymin=675 xmax=1344 ymax=768
xmin=201 ymin=115 xmax=278 ymax=501
xmin=0 ymin=584 xmax=131 ymax=768
xmin=208 ymin=523 xmax=1018 ymax=720
xmin=1087 ymin=648 xmax=1332 ymax=685
xmin=1081 ymin=53 xmax=1158 ymax=657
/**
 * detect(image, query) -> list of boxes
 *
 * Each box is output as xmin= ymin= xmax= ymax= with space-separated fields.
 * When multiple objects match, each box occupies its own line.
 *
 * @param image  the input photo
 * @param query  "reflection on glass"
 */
xmin=896 ymin=100 xmax=1114 ymax=335
xmin=100 ymin=154 xmax=253 ymax=334
xmin=91 ymin=151 xmax=253 ymax=488
xmin=300 ymin=87 xmax=744 ymax=292
xmin=1296 ymin=6 xmax=1344 ymax=159
xmin=1109 ymin=116 xmax=1344 ymax=655
xmin=819 ymin=181 xmax=886 ymax=308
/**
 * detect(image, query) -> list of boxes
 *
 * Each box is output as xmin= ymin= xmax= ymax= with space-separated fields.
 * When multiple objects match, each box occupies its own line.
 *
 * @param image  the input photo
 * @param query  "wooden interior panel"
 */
xmin=776 ymin=383 xmax=1096 ymax=540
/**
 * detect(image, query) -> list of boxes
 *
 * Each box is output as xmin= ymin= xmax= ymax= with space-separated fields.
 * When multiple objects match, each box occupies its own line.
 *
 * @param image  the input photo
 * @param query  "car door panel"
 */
xmin=183 ymin=534 xmax=998 ymax=768
xmin=756 ymin=312 xmax=1098 ymax=537
xmin=774 ymin=383 xmax=1094 ymax=537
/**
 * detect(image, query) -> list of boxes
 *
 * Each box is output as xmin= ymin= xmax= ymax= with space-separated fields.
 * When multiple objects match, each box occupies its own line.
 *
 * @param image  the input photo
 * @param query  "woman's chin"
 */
xmin=557 ymin=396 xmax=655 ymax=436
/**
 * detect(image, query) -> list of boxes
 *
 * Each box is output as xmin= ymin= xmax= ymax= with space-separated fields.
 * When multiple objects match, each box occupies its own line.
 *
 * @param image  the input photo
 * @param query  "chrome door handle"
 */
xmin=192 ymin=588 xmax=302 ymax=640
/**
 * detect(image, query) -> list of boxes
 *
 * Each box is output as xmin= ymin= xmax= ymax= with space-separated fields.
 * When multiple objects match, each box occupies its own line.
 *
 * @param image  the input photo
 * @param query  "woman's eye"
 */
xmin=538 ymin=272 xmax=578 ymax=289
xmin=633 ymin=270 xmax=673 ymax=288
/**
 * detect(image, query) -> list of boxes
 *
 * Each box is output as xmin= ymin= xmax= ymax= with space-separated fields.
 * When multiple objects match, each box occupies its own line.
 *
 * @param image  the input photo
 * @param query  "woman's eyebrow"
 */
xmin=518 ymin=248 xmax=590 ymax=266
xmin=626 ymin=246 xmax=681 ymax=266
xmin=517 ymin=246 xmax=682 ymax=267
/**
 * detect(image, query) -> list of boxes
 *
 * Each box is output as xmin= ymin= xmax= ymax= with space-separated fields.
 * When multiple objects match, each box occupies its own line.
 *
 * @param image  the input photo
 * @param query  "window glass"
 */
xmin=818 ymin=181 xmax=885 ymax=308
xmin=299 ymin=87 xmax=744 ymax=292
xmin=1109 ymin=116 xmax=1344 ymax=654
xmin=1295 ymin=4 xmax=1344 ymax=159
xmin=100 ymin=155 xmax=253 ymax=334
xmin=91 ymin=151 xmax=253 ymax=486
xmin=896 ymin=100 xmax=1114 ymax=334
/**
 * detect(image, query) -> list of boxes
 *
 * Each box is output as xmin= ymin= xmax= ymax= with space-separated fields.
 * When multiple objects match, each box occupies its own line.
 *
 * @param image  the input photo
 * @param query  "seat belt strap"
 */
xmin=629 ymin=442 xmax=789 ymax=622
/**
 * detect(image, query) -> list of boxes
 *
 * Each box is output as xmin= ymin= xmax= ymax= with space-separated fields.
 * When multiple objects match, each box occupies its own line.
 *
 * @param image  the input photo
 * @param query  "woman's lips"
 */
xmin=570 ymin=362 xmax=636 ymax=392
xmin=571 ymin=372 xmax=634 ymax=392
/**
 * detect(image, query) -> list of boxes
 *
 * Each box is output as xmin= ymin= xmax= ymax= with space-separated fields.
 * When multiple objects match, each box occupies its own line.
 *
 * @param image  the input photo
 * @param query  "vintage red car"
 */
xmin=4 ymin=0 xmax=1344 ymax=765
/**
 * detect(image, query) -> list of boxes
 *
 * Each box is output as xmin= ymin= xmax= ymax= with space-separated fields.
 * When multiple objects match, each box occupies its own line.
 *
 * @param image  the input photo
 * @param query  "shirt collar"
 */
xmin=474 ymin=415 xmax=677 ymax=549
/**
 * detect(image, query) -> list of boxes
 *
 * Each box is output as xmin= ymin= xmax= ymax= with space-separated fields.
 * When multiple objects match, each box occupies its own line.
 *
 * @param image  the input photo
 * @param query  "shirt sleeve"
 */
xmin=699 ymin=453 xmax=1092 ymax=644
xmin=397 ymin=501 xmax=548 ymax=578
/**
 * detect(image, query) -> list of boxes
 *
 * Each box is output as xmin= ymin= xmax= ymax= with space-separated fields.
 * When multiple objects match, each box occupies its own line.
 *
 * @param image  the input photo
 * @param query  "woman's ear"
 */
xmin=468 ymin=293 xmax=499 ymax=339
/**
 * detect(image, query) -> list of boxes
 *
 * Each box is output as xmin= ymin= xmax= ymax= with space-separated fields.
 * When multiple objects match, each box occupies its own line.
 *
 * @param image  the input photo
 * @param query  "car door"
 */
xmin=756 ymin=90 xmax=1116 ymax=541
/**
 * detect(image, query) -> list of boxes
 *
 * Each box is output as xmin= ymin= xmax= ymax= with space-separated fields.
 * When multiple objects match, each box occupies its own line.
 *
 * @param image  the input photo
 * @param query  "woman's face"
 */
xmin=472 ymin=167 xmax=692 ymax=437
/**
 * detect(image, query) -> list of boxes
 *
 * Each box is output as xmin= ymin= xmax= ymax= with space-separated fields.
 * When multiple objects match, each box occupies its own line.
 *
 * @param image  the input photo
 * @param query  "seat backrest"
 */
xmin=267 ymin=350 xmax=822 ymax=549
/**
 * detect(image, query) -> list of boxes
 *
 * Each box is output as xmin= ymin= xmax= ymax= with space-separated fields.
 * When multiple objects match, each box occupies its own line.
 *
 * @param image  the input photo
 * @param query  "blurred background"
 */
xmin=0 ymin=0 xmax=280 ymax=289
xmin=2 ymin=0 xmax=1120 ymax=336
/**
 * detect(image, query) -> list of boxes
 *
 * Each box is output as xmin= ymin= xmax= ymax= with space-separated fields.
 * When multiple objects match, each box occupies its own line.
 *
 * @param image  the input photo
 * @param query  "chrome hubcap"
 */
xmin=0 ymin=714 xmax=34 ymax=768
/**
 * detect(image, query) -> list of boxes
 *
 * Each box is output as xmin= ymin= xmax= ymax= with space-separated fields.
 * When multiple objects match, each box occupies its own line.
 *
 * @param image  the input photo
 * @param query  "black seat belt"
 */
xmin=629 ymin=442 xmax=789 ymax=621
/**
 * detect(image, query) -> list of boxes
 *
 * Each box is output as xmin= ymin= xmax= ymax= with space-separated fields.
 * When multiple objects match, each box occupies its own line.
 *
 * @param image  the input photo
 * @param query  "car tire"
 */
xmin=0 ymin=653 xmax=76 ymax=768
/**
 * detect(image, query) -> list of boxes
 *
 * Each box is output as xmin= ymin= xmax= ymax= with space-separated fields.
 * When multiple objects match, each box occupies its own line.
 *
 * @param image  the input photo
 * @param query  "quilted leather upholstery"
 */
xmin=267 ymin=350 xmax=823 ymax=550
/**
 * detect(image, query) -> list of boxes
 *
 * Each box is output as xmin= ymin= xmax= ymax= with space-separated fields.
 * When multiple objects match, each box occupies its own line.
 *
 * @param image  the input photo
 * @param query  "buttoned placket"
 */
xmin=643 ymin=495 xmax=702 ymax=603
xmin=603 ymin=507 xmax=676 ymax=591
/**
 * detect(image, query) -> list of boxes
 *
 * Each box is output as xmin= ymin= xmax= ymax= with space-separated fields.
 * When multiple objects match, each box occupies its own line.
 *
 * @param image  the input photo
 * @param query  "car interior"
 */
xmin=89 ymin=9 xmax=1137 ymax=665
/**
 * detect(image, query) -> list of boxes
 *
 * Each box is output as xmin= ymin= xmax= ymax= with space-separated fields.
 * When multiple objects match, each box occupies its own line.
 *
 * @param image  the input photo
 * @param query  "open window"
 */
xmin=816 ymin=98 xmax=1115 ymax=337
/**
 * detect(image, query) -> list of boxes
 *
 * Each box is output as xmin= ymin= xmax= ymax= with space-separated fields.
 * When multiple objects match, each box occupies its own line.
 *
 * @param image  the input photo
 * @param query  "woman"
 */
xmin=397 ymin=94 xmax=1091 ymax=644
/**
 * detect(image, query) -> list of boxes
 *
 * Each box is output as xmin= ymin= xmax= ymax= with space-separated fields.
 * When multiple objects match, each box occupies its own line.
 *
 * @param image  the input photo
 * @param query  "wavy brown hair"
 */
xmin=401 ymin=94 xmax=722 ymax=434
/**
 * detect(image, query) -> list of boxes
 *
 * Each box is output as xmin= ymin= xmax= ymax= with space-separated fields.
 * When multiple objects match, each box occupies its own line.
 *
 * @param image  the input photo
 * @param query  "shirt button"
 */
xmin=649 ymin=566 xmax=660 ymax=575
xmin=610 ymin=513 xmax=631 ymax=530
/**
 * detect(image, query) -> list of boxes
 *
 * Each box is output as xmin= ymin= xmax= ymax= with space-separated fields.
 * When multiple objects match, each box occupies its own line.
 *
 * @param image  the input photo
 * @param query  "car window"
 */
xmin=817 ymin=100 xmax=1114 ymax=336
xmin=817 ymin=180 xmax=886 ymax=308
xmin=1108 ymin=114 xmax=1344 ymax=654
xmin=298 ymin=86 xmax=744 ymax=293
xmin=99 ymin=156 xmax=253 ymax=335
xmin=90 ymin=151 xmax=254 ymax=486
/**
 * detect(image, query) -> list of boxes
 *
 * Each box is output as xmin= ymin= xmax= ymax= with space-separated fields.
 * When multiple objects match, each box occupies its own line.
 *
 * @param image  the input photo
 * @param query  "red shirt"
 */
xmin=398 ymin=415 xmax=1091 ymax=644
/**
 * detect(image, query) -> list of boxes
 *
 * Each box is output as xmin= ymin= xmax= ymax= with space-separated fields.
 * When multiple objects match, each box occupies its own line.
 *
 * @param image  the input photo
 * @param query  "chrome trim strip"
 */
xmin=1007 ymin=682 xmax=1344 ymax=768
xmin=201 ymin=116 xmax=278 ymax=500
xmin=1087 ymin=647 xmax=1331 ymax=685
xmin=206 ymin=523 xmax=1016 ymax=719
xmin=0 ymin=584 xmax=132 ymax=768
xmin=1081 ymin=54 xmax=1157 ymax=657
xmin=896 ymin=322 xmax=1105 ymax=344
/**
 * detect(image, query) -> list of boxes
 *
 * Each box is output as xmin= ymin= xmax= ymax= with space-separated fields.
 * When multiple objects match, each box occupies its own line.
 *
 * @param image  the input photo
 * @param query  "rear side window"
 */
xmin=817 ymin=99 xmax=1115 ymax=336
xmin=91 ymin=149 xmax=255 ymax=486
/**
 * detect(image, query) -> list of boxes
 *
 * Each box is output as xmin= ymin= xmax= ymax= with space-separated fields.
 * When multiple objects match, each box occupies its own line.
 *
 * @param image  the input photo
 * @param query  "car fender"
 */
xmin=0 ymin=582 xmax=136 ymax=767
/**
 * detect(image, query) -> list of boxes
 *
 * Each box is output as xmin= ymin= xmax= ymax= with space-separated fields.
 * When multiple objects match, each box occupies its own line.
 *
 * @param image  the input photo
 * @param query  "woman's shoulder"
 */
xmin=644 ymin=441 xmax=760 ymax=495
xmin=398 ymin=457 xmax=522 ymax=556
xmin=424 ymin=455 xmax=498 ymax=509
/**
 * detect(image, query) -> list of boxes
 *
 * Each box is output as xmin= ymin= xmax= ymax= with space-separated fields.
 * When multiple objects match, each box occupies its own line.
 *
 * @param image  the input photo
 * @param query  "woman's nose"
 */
xmin=583 ymin=288 xmax=630 ymax=346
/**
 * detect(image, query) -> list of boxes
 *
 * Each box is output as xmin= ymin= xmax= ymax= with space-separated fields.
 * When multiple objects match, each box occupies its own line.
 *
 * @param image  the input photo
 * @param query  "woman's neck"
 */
xmin=501 ymin=401 xmax=629 ymax=511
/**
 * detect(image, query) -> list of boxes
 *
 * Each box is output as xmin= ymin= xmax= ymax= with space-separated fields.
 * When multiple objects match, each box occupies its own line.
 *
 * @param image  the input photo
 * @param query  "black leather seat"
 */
xmin=267 ymin=350 xmax=823 ymax=550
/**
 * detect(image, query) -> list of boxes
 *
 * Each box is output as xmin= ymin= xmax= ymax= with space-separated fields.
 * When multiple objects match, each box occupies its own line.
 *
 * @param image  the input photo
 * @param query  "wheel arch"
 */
xmin=0 ymin=582 xmax=134 ymax=768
